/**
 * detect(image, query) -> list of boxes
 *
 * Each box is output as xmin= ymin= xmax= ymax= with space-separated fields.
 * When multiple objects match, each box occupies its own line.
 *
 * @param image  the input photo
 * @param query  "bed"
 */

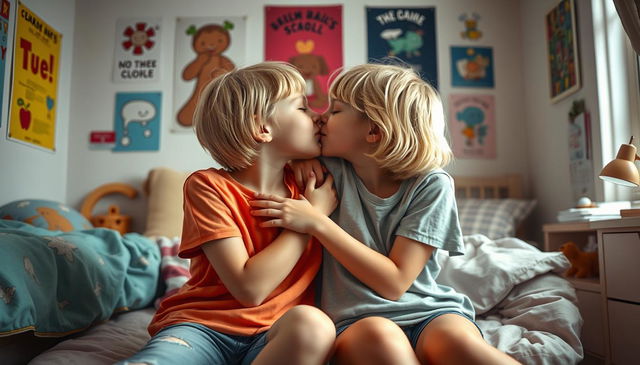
xmin=0 ymin=168 xmax=583 ymax=365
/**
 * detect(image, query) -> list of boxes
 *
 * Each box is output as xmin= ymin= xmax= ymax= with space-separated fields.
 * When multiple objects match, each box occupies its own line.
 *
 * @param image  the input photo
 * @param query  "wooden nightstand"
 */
xmin=544 ymin=218 xmax=640 ymax=365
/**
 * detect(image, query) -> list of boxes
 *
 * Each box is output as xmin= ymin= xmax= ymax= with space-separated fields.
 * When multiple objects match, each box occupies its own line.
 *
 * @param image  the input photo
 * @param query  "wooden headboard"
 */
xmin=452 ymin=174 xmax=524 ymax=199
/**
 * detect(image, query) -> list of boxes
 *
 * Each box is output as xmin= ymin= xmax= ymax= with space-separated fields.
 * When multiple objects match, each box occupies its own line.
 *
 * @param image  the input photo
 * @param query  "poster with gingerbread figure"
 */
xmin=113 ymin=18 xmax=161 ymax=83
xmin=172 ymin=16 xmax=246 ymax=131
xmin=265 ymin=5 xmax=343 ymax=113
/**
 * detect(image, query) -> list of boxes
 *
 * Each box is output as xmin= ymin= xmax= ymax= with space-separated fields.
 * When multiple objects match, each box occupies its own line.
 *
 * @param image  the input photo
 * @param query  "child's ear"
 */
xmin=366 ymin=124 xmax=381 ymax=143
xmin=253 ymin=115 xmax=273 ymax=143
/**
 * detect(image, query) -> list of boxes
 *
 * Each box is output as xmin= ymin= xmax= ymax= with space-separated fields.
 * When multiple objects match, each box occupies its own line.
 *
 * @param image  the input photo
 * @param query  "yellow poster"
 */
xmin=8 ymin=2 xmax=61 ymax=151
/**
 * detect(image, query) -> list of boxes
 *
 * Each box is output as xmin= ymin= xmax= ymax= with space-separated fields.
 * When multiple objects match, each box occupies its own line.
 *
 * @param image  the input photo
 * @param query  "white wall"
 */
xmin=0 ymin=0 xmax=75 ymax=204
xmin=67 ymin=0 xmax=530 ymax=233
xmin=520 ymin=0 xmax=601 ymax=241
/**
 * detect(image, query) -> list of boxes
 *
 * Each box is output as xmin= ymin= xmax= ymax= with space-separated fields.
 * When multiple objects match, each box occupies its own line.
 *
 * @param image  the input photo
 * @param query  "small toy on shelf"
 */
xmin=559 ymin=241 xmax=599 ymax=278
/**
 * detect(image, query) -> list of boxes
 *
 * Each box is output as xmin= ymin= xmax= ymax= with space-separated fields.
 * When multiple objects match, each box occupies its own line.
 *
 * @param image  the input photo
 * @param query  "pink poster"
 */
xmin=449 ymin=94 xmax=496 ymax=159
xmin=265 ymin=5 xmax=343 ymax=113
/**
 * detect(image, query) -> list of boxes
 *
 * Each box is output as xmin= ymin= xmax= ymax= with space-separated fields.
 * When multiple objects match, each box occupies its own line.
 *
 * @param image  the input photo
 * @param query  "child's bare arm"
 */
xmin=252 ymin=192 xmax=434 ymax=301
xmin=311 ymin=218 xmax=435 ymax=300
xmin=201 ymin=230 xmax=310 ymax=307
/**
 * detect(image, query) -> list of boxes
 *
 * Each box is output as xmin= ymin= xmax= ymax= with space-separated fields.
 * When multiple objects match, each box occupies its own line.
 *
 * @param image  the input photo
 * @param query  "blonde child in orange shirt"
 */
xmin=119 ymin=62 xmax=337 ymax=365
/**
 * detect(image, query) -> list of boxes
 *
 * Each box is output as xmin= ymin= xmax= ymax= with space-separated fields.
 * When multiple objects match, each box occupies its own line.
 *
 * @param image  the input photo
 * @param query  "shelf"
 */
xmin=566 ymin=276 xmax=601 ymax=293
xmin=543 ymin=221 xmax=594 ymax=233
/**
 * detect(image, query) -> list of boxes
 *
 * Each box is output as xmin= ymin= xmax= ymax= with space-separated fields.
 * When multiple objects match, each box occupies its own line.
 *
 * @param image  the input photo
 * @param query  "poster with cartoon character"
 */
xmin=113 ymin=18 xmax=161 ymax=83
xmin=7 ymin=2 xmax=61 ymax=152
xmin=450 ymin=46 xmax=494 ymax=88
xmin=113 ymin=92 xmax=161 ymax=152
xmin=458 ymin=12 xmax=483 ymax=41
xmin=172 ymin=16 xmax=246 ymax=131
xmin=449 ymin=94 xmax=495 ymax=159
xmin=265 ymin=5 xmax=343 ymax=113
xmin=366 ymin=7 xmax=437 ymax=89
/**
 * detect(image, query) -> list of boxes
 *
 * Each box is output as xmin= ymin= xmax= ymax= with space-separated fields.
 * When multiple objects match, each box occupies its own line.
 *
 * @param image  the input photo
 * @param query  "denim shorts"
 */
xmin=336 ymin=311 xmax=482 ymax=349
xmin=117 ymin=322 xmax=268 ymax=365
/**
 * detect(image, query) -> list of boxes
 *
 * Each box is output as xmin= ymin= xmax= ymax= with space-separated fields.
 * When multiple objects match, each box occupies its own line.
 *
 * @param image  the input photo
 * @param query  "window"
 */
xmin=592 ymin=0 xmax=640 ymax=202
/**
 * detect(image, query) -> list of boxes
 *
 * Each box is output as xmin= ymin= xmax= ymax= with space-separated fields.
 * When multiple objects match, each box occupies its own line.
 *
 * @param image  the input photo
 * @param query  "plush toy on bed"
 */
xmin=559 ymin=241 xmax=599 ymax=278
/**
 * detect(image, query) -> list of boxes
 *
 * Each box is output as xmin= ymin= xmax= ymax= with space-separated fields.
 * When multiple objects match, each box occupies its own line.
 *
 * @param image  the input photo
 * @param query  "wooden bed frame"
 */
xmin=453 ymin=174 xmax=528 ymax=238
xmin=452 ymin=174 xmax=524 ymax=200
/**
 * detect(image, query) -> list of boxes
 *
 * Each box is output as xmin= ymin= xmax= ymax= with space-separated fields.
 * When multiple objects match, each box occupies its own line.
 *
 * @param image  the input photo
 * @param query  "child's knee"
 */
xmin=288 ymin=305 xmax=335 ymax=336
xmin=278 ymin=305 xmax=335 ymax=352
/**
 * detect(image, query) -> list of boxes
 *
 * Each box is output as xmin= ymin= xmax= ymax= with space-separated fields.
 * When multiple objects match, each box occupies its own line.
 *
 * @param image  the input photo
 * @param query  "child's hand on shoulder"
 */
xmin=250 ymin=172 xmax=336 ymax=234
xmin=289 ymin=159 xmax=326 ymax=189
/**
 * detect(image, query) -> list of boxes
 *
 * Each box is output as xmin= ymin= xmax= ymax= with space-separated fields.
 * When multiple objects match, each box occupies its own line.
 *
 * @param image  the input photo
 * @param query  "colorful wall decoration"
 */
xmin=113 ymin=18 xmax=162 ymax=83
xmin=7 ymin=2 xmax=61 ymax=151
xmin=265 ymin=5 xmax=343 ymax=113
xmin=0 ymin=0 xmax=12 ymax=129
xmin=545 ymin=0 xmax=580 ymax=103
xmin=450 ymin=46 xmax=494 ymax=88
xmin=458 ymin=12 xmax=483 ymax=41
xmin=366 ymin=7 xmax=437 ymax=89
xmin=172 ymin=16 xmax=246 ymax=131
xmin=449 ymin=94 xmax=496 ymax=159
xmin=113 ymin=92 xmax=161 ymax=152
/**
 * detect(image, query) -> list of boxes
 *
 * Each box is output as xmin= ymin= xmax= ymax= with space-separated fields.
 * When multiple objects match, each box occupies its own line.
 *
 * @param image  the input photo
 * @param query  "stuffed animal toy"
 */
xmin=559 ymin=241 xmax=599 ymax=278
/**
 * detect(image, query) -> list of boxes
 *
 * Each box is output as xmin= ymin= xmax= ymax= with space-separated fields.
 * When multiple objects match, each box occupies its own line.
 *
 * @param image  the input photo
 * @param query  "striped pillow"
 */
xmin=154 ymin=237 xmax=190 ymax=308
xmin=456 ymin=199 xmax=536 ymax=239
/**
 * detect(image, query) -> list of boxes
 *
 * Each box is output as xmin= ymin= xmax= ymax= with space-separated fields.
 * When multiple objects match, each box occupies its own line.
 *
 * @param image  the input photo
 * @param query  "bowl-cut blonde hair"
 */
xmin=193 ymin=62 xmax=306 ymax=171
xmin=329 ymin=63 xmax=452 ymax=179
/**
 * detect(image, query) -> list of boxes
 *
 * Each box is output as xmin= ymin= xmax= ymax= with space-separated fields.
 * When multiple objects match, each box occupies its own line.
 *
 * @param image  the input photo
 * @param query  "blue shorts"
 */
xmin=117 ymin=322 xmax=268 ymax=365
xmin=336 ymin=311 xmax=482 ymax=349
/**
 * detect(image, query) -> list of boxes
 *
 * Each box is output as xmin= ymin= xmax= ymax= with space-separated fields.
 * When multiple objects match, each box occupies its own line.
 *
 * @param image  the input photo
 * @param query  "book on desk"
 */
xmin=557 ymin=201 xmax=631 ymax=222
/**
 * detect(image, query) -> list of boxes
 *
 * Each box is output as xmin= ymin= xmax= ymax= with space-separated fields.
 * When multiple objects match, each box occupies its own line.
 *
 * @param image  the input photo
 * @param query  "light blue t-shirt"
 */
xmin=320 ymin=157 xmax=475 ymax=328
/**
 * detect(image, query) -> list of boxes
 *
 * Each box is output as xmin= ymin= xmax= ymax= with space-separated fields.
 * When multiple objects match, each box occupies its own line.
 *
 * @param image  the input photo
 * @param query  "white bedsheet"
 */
xmin=30 ymin=235 xmax=583 ymax=365
xmin=437 ymin=235 xmax=583 ymax=364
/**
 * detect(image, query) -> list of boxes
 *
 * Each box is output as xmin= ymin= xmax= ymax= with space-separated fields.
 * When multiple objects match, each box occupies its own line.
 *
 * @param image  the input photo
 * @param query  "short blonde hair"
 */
xmin=194 ymin=62 xmax=306 ymax=171
xmin=329 ymin=63 xmax=452 ymax=179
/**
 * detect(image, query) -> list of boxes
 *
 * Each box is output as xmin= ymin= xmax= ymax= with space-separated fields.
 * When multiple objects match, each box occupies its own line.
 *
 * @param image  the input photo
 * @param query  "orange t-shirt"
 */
xmin=148 ymin=168 xmax=321 ymax=336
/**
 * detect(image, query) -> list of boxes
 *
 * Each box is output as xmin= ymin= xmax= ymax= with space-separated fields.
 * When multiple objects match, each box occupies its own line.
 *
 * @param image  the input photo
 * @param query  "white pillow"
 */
xmin=456 ymin=199 xmax=536 ymax=239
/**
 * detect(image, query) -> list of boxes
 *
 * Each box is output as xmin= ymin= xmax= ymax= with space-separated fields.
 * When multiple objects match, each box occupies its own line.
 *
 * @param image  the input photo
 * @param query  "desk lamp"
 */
xmin=599 ymin=136 xmax=640 ymax=217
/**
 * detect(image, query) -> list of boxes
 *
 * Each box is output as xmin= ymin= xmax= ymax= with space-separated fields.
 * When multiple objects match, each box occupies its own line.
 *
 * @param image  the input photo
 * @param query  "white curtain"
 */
xmin=613 ymin=0 xmax=640 ymax=54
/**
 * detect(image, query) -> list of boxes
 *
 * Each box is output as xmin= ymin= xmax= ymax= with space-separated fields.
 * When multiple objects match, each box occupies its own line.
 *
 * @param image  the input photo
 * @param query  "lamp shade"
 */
xmin=599 ymin=140 xmax=640 ymax=187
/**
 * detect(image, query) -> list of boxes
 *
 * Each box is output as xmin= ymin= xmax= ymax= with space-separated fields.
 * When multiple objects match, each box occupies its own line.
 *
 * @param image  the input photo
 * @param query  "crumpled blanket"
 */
xmin=437 ymin=234 xmax=583 ymax=365
xmin=0 ymin=219 xmax=160 ymax=338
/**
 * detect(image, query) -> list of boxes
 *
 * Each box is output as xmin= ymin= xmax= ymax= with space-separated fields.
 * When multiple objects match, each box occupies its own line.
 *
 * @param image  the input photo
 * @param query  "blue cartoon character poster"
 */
xmin=449 ymin=94 xmax=495 ymax=159
xmin=113 ymin=92 xmax=161 ymax=152
xmin=366 ymin=7 xmax=437 ymax=89
xmin=450 ymin=46 xmax=494 ymax=88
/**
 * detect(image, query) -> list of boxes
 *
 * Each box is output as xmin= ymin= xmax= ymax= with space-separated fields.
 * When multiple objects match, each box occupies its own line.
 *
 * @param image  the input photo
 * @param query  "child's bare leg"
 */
xmin=333 ymin=316 xmax=419 ymax=365
xmin=252 ymin=305 xmax=335 ymax=365
xmin=416 ymin=314 xmax=521 ymax=365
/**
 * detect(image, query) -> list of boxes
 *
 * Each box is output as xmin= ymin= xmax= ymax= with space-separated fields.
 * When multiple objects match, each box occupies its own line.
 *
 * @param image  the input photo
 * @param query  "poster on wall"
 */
xmin=458 ymin=12 xmax=483 ymax=41
xmin=546 ymin=0 xmax=580 ymax=103
xmin=366 ymin=7 xmax=437 ymax=88
xmin=0 ymin=0 xmax=13 ymax=129
xmin=265 ymin=5 xmax=343 ymax=113
xmin=113 ymin=92 xmax=161 ymax=152
xmin=449 ymin=94 xmax=496 ymax=159
xmin=450 ymin=46 xmax=494 ymax=88
xmin=113 ymin=18 xmax=161 ymax=83
xmin=172 ymin=16 xmax=246 ymax=131
xmin=7 ymin=2 xmax=61 ymax=152
xmin=568 ymin=100 xmax=593 ymax=200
